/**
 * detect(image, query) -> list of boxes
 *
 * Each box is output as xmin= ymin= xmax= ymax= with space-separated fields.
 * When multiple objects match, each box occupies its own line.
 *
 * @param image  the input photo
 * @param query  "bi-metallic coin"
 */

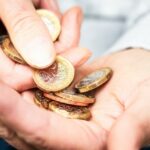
xmin=75 ymin=68 xmax=112 ymax=93
xmin=33 ymin=56 xmax=75 ymax=92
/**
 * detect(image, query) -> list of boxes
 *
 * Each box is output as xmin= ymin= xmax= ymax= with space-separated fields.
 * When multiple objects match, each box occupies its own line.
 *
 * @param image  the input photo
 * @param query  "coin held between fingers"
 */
xmin=33 ymin=56 xmax=75 ymax=92
xmin=37 ymin=9 xmax=61 ymax=42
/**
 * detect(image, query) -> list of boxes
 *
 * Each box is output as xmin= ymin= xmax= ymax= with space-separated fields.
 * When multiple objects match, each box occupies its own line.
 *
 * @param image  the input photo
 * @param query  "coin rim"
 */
xmin=0 ymin=35 xmax=8 ymax=44
xmin=75 ymin=67 xmax=112 ymax=93
xmin=49 ymin=101 xmax=91 ymax=120
xmin=44 ymin=93 xmax=88 ymax=106
xmin=34 ymin=97 xmax=43 ymax=107
xmin=55 ymin=90 xmax=95 ymax=104
xmin=37 ymin=9 xmax=61 ymax=42
xmin=1 ymin=38 xmax=26 ymax=64
xmin=33 ymin=56 xmax=75 ymax=92
xmin=34 ymin=90 xmax=51 ymax=109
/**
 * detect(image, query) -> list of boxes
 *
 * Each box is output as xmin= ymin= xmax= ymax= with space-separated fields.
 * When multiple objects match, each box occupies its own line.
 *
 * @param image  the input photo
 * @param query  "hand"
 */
xmin=0 ymin=1 xmax=91 ymax=149
xmin=78 ymin=48 xmax=150 ymax=150
xmin=1 ymin=48 xmax=150 ymax=150
xmin=0 ymin=0 xmax=91 ymax=91
xmin=0 ymin=48 xmax=148 ymax=150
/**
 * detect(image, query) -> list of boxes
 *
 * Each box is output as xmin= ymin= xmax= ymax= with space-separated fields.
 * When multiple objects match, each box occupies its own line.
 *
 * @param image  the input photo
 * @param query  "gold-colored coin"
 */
xmin=37 ymin=9 xmax=61 ymax=41
xmin=49 ymin=101 xmax=91 ymax=120
xmin=75 ymin=67 xmax=112 ymax=93
xmin=34 ymin=89 xmax=51 ymax=109
xmin=1 ymin=37 xmax=25 ymax=64
xmin=33 ymin=56 xmax=74 ymax=92
xmin=44 ymin=92 xmax=88 ymax=106
xmin=34 ymin=97 xmax=42 ymax=107
xmin=0 ymin=35 xmax=8 ymax=44
xmin=55 ymin=89 xmax=95 ymax=104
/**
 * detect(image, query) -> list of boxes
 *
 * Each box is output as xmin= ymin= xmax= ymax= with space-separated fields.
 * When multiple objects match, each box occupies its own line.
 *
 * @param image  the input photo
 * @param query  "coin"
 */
xmin=34 ymin=89 xmax=51 ymax=109
xmin=34 ymin=97 xmax=42 ymax=107
xmin=55 ymin=89 xmax=95 ymax=104
xmin=1 ymin=37 xmax=25 ymax=64
xmin=75 ymin=67 xmax=112 ymax=93
xmin=37 ymin=9 xmax=61 ymax=41
xmin=33 ymin=56 xmax=75 ymax=92
xmin=49 ymin=101 xmax=91 ymax=120
xmin=44 ymin=92 xmax=88 ymax=106
xmin=0 ymin=35 xmax=8 ymax=44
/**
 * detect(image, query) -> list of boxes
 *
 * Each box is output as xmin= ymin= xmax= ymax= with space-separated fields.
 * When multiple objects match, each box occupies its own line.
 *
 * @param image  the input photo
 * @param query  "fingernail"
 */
xmin=75 ymin=48 xmax=92 ymax=67
xmin=20 ymin=37 xmax=56 ymax=69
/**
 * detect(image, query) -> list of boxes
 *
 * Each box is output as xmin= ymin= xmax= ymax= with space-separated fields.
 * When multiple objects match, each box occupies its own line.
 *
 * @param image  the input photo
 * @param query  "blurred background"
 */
xmin=1 ymin=0 xmax=150 ymax=149
xmin=58 ymin=0 xmax=150 ymax=60
xmin=58 ymin=1 xmax=150 ymax=148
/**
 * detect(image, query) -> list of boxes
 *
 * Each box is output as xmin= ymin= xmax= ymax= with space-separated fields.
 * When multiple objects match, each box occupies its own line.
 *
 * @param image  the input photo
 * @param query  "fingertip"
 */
xmin=16 ymin=37 xmax=56 ymax=69
xmin=63 ymin=6 xmax=83 ymax=31
xmin=0 ymin=0 xmax=57 ymax=69
xmin=65 ymin=6 xmax=83 ymax=19
xmin=55 ymin=6 xmax=83 ymax=53
xmin=61 ymin=47 xmax=92 ymax=67
xmin=75 ymin=48 xmax=92 ymax=67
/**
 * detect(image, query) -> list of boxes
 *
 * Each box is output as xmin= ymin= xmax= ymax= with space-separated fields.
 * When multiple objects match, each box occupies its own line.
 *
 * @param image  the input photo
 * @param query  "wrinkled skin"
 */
xmin=0 ymin=0 xmax=150 ymax=150
xmin=0 ymin=49 xmax=150 ymax=150
xmin=0 ymin=0 xmax=91 ymax=149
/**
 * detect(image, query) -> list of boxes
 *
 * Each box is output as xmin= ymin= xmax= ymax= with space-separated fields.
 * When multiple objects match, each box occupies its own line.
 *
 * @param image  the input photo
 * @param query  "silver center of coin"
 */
xmin=80 ymin=71 xmax=104 ymax=86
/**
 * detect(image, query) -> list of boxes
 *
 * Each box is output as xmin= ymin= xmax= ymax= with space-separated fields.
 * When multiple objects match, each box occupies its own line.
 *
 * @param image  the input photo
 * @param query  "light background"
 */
xmin=58 ymin=0 xmax=150 ymax=60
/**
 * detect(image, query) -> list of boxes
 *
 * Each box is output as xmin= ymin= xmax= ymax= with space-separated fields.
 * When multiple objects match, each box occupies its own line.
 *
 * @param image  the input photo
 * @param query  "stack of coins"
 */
xmin=1 ymin=9 xmax=112 ymax=120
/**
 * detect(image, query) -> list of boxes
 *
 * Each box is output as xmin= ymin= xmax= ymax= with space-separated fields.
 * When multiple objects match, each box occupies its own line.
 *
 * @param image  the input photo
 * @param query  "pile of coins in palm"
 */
xmin=1 ymin=9 xmax=112 ymax=120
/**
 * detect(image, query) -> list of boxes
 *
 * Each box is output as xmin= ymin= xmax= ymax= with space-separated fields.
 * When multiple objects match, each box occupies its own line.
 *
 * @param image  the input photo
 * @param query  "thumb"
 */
xmin=0 ymin=0 xmax=56 ymax=69
xmin=108 ymin=113 xmax=145 ymax=150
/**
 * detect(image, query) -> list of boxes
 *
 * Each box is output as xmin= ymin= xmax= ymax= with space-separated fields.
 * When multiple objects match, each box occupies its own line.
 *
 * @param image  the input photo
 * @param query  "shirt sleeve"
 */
xmin=107 ymin=11 xmax=150 ymax=53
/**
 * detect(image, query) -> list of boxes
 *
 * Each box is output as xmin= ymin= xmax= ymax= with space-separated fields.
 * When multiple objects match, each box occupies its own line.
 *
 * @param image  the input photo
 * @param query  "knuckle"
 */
xmin=11 ymin=11 xmax=39 ymax=35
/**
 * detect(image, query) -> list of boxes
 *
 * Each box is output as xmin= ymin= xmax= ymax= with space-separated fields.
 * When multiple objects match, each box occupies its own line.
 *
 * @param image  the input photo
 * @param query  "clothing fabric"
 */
xmin=58 ymin=0 xmax=150 ymax=60
xmin=0 ymin=139 xmax=16 ymax=150
xmin=58 ymin=1 xmax=150 ymax=149
xmin=2 ymin=0 xmax=150 ymax=149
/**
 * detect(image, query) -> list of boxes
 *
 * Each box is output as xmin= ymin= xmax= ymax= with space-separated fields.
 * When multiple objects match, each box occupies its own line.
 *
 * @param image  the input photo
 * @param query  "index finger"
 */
xmin=0 ymin=0 xmax=56 ymax=69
